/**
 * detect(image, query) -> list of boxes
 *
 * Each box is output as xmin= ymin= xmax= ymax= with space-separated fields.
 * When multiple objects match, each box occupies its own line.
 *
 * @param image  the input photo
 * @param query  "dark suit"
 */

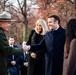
xmin=30 ymin=26 xmax=65 ymax=75
xmin=7 ymin=45 xmax=21 ymax=75
xmin=19 ymin=52 xmax=28 ymax=75
xmin=0 ymin=27 xmax=23 ymax=75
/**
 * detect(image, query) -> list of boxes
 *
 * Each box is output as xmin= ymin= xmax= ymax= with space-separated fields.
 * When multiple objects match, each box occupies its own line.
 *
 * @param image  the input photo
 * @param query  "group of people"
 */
xmin=25 ymin=15 xmax=65 ymax=75
xmin=0 ymin=11 xmax=76 ymax=75
xmin=7 ymin=37 xmax=28 ymax=75
xmin=23 ymin=15 xmax=76 ymax=75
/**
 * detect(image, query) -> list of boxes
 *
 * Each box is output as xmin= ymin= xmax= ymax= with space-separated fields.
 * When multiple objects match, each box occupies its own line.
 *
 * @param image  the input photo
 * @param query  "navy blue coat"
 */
xmin=7 ymin=45 xmax=21 ymax=75
xmin=30 ymin=26 xmax=65 ymax=75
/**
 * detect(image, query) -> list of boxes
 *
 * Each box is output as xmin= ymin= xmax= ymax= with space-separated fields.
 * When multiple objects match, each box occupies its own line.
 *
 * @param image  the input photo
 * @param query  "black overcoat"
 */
xmin=27 ymin=30 xmax=45 ymax=75
xmin=30 ymin=26 xmax=65 ymax=75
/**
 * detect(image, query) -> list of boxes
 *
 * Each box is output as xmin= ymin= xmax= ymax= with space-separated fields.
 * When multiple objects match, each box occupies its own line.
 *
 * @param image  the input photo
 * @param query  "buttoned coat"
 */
xmin=30 ymin=26 xmax=65 ymax=75
xmin=0 ymin=27 xmax=23 ymax=75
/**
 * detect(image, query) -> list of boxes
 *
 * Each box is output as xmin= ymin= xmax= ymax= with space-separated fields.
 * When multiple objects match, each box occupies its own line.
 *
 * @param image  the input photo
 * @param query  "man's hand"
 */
xmin=11 ymin=61 xmax=16 ymax=65
xmin=24 ymin=62 xmax=28 ymax=67
xmin=22 ymin=41 xmax=27 ymax=46
xmin=22 ymin=41 xmax=30 ymax=52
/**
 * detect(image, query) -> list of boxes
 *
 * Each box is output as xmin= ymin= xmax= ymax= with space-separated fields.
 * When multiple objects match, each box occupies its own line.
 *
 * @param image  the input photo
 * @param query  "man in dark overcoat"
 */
xmin=25 ymin=15 xmax=65 ymax=75
xmin=0 ymin=11 xmax=26 ymax=75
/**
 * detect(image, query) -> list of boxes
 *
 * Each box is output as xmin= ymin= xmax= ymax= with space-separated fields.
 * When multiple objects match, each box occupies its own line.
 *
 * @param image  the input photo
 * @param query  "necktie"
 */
xmin=10 ymin=45 xmax=14 ymax=60
xmin=12 ymin=55 xmax=14 ymax=60
xmin=24 ymin=52 xmax=26 ymax=59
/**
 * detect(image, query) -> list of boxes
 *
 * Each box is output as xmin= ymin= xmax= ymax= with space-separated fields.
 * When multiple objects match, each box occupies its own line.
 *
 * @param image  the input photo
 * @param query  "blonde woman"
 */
xmin=26 ymin=19 xmax=48 ymax=75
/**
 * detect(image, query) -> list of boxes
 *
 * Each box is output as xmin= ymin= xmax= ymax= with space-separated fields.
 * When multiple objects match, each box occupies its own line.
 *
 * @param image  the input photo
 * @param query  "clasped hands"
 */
xmin=22 ymin=41 xmax=36 ymax=59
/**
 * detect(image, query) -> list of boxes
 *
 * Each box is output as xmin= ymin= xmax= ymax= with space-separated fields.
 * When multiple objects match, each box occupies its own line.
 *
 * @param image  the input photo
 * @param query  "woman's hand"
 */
xmin=30 ymin=52 xmax=37 ymax=59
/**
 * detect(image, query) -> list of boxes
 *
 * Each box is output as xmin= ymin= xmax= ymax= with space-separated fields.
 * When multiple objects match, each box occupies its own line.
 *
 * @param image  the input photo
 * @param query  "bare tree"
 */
xmin=0 ymin=0 xmax=39 ymax=43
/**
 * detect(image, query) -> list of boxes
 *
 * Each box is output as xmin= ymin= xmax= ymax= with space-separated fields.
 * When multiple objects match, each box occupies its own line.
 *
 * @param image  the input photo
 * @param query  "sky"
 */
xmin=9 ymin=0 xmax=22 ymax=7
xmin=8 ymin=0 xmax=38 ymax=9
xmin=8 ymin=0 xmax=31 ymax=7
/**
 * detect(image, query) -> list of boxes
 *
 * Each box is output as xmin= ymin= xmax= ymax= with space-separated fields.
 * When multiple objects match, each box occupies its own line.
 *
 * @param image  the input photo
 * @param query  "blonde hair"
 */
xmin=35 ymin=19 xmax=48 ymax=35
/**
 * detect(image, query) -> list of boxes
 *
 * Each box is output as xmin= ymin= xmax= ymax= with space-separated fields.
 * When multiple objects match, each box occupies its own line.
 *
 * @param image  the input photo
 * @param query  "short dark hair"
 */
xmin=8 ymin=36 xmax=15 ymax=40
xmin=9 ymin=36 xmax=14 ymax=38
xmin=48 ymin=15 xmax=60 ymax=24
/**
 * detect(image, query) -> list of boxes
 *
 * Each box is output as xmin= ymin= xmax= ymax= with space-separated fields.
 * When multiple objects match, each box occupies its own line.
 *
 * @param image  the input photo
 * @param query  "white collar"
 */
xmin=10 ymin=45 xmax=13 ymax=47
xmin=54 ymin=26 xmax=59 ymax=30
